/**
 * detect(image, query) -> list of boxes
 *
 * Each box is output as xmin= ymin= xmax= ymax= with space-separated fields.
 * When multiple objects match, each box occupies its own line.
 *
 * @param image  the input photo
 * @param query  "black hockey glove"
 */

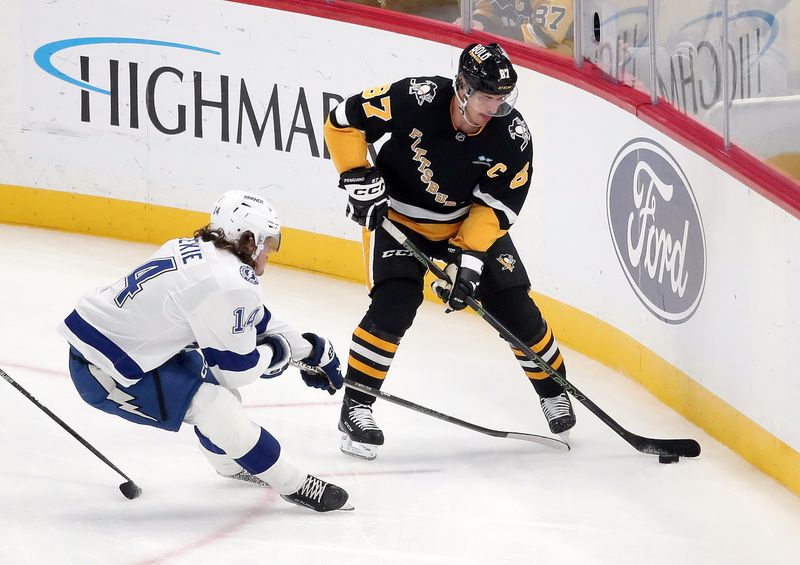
xmin=339 ymin=166 xmax=389 ymax=231
xmin=299 ymin=333 xmax=343 ymax=395
xmin=258 ymin=333 xmax=292 ymax=378
xmin=432 ymin=250 xmax=484 ymax=312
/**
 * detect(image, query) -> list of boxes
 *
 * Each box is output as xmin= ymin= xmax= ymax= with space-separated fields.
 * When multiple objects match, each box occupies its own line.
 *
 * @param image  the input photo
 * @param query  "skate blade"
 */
xmin=557 ymin=430 xmax=571 ymax=444
xmin=339 ymin=434 xmax=378 ymax=461
xmin=338 ymin=501 xmax=355 ymax=511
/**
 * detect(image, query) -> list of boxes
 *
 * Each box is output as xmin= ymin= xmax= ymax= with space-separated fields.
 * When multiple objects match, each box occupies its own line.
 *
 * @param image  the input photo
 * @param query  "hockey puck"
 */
xmin=119 ymin=480 xmax=142 ymax=499
xmin=658 ymin=454 xmax=680 ymax=464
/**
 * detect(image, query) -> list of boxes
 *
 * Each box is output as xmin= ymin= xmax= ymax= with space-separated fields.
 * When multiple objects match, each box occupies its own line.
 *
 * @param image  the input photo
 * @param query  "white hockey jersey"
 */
xmin=58 ymin=237 xmax=312 ymax=389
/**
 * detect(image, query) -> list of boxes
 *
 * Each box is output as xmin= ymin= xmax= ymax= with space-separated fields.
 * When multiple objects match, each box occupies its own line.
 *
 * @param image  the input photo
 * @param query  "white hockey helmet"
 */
xmin=210 ymin=190 xmax=281 ymax=259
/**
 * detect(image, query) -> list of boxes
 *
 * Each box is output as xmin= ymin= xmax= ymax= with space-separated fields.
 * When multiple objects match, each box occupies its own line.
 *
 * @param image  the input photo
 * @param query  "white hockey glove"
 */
xmin=432 ymin=250 xmax=484 ymax=312
xmin=299 ymin=333 xmax=343 ymax=395
xmin=339 ymin=166 xmax=389 ymax=231
xmin=258 ymin=334 xmax=292 ymax=378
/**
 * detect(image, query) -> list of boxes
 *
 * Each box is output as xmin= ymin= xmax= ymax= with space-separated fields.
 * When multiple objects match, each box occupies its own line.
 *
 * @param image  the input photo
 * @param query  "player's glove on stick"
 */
xmin=300 ymin=333 xmax=344 ymax=395
xmin=339 ymin=166 xmax=388 ymax=231
xmin=432 ymin=250 xmax=484 ymax=312
xmin=258 ymin=334 xmax=292 ymax=378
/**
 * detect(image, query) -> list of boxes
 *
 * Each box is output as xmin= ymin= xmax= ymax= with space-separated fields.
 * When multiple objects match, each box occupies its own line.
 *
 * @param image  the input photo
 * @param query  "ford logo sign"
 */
xmin=607 ymin=138 xmax=706 ymax=324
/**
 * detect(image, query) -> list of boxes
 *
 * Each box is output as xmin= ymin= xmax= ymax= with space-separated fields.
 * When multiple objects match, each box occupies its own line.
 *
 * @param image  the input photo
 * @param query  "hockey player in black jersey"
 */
xmin=324 ymin=42 xmax=575 ymax=460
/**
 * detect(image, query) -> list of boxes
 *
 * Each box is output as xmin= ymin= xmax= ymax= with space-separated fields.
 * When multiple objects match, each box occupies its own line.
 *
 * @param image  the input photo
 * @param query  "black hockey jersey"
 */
xmin=324 ymin=75 xmax=533 ymax=253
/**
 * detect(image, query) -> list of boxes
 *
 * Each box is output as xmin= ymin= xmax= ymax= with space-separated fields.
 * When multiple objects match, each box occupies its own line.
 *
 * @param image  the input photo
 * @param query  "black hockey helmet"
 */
xmin=457 ymin=43 xmax=518 ymax=95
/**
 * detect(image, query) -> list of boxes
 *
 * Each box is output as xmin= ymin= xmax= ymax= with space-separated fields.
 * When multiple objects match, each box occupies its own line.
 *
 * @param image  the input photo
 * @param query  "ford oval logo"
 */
xmin=607 ymin=139 xmax=706 ymax=324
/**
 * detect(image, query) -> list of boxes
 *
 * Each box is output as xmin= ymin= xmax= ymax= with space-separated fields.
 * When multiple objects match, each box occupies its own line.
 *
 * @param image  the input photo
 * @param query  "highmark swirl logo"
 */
xmin=33 ymin=37 xmax=220 ymax=94
xmin=606 ymin=139 xmax=706 ymax=324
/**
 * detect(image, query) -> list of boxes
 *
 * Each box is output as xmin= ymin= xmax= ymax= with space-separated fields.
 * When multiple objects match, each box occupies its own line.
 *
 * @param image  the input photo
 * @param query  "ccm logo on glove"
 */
xmin=339 ymin=166 xmax=389 ymax=231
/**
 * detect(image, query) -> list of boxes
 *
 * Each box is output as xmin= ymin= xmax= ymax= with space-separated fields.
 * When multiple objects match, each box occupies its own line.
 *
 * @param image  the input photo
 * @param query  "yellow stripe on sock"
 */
xmin=512 ymin=325 xmax=553 ymax=358
xmin=532 ymin=325 xmax=553 ymax=352
xmin=525 ymin=370 xmax=546 ymax=380
xmin=523 ymin=353 xmax=563 ymax=379
xmin=348 ymin=355 xmax=388 ymax=380
xmin=354 ymin=326 xmax=399 ymax=353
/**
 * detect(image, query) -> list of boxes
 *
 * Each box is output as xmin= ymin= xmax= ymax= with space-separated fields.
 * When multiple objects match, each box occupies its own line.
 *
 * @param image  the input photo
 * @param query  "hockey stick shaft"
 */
xmin=380 ymin=218 xmax=701 ymax=458
xmin=290 ymin=360 xmax=568 ymax=450
xmin=0 ymin=366 xmax=142 ymax=495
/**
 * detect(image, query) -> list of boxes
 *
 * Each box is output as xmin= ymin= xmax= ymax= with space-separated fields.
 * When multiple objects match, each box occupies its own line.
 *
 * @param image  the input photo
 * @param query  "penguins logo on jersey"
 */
xmin=240 ymin=265 xmax=258 ymax=285
xmin=409 ymin=79 xmax=437 ymax=106
xmin=497 ymin=253 xmax=517 ymax=272
xmin=509 ymin=117 xmax=531 ymax=151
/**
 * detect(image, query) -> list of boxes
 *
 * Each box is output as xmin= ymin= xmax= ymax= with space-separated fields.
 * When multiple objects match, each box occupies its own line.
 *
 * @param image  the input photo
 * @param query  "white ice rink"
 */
xmin=1 ymin=223 xmax=798 ymax=565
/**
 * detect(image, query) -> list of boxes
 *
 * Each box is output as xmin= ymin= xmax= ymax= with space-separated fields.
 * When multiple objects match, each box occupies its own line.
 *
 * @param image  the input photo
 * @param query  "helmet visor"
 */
xmin=467 ymin=88 xmax=519 ymax=118
xmin=266 ymin=232 xmax=281 ymax=253
xmin=256 ymin=231 xmax=281 ymax=256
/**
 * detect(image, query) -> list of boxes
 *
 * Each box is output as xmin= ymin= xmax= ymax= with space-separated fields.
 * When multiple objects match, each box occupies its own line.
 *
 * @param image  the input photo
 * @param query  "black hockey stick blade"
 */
xmin=1 ymin=366 xmax=143 ymax=498
xmin=289 ymin=360 xmax=567 ymax=450
xmin=548 ymin=373 xmax=701 ymax=457
xmin=345 ymin=378 xmax=569 ymax=451
xmin=380 ymin=218 xmax=701 ymax=459
xmin=119 ymin=480 xmax=142 ymax=500
xmin=627 ymin=437 xmax=701 ymax=458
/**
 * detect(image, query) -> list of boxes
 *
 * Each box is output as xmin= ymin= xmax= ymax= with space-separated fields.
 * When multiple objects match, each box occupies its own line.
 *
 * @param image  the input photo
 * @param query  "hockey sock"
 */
xmin=254 ymin=452 xmax=306 ymax=495
xmin=194 ymin=426 xmax=244 ymax=476
xmin=197 ymin=421 xmax=304 ymax=495
xmin=511 ymin=322 xmax=566 ymax=398
xmin=187 ymin=384 xmax=297 ymax=485
xmin=345 ymin=320 xmax=402 ymax=405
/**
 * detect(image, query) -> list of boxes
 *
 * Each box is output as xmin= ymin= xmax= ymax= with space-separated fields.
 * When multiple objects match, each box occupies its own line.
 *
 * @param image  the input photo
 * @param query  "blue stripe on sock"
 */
xmin=235 ymin=428 xmax=281 ymax=475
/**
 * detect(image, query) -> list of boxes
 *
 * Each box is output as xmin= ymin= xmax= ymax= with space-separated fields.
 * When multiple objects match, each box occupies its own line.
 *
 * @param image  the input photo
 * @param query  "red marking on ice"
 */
xmin=0 ymin=361 xmax=67 ymax=379
xmin=245 ymin=400 xmax=340 ymax=408
xmin=132 ymin=467 xmax=440 ymax=564
xmin=0 ymin=363 xmax=338 ymax=409
xmin=132 ymin=489 xmax=278 ymax=565
xmin=321 ymin=468 xmax=441 ymax=478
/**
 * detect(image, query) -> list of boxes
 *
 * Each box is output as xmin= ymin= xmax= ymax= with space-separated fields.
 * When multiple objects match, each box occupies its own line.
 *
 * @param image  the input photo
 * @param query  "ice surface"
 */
xmin=1 ymin=224 xmax=798 ymax=565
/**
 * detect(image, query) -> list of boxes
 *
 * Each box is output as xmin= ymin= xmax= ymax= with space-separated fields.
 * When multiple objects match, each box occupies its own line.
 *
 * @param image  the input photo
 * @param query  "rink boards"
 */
xmin=0 ymin=0 xmax=798 ymax=495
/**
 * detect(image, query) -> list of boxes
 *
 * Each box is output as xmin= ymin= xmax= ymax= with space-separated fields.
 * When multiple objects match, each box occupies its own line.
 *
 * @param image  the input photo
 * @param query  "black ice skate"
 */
xmin=280 ymin=474 xmax=354 ymax=512
xmin=540 ymin=391 xmax=576 ymax=436
xmin=338 ymin=397 xmax=384 ymax=461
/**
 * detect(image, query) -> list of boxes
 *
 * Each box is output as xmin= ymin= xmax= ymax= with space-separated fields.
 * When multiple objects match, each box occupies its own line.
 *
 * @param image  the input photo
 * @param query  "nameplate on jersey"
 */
xmin=178 ymin=238 xmax=204 ymax=265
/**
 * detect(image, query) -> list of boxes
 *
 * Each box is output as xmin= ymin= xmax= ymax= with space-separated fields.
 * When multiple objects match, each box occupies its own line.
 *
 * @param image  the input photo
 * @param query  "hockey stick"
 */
xmin=290 ymin=360 xmax=569 ymax=451
xmin=380 ymin=217 xmax=701 ymax=459
xmin=0 ymin=366 xmax=142 ymax=499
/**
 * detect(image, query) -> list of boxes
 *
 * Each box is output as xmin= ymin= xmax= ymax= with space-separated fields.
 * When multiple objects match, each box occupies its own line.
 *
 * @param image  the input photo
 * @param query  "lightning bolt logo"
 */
xmin=88 ymin=365 xmax=157 ymax=421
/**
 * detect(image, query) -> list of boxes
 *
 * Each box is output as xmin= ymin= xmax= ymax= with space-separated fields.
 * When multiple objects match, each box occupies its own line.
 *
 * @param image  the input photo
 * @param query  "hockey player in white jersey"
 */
xmin=58 ymin=190 xmax=352 ymax=512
